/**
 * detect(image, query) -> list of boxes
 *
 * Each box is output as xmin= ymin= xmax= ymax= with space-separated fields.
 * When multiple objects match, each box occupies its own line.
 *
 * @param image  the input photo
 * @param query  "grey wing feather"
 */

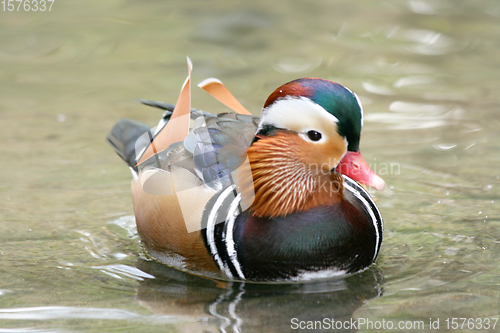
xmin=191 ymin=113 xmax=259 ymax=189
xmin=108 ymin=99 xmax=260 ymax=190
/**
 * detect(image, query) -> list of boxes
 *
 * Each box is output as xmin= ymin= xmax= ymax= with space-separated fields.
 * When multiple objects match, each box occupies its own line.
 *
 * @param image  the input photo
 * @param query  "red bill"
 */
xmin=337 ymin=151 xmax=386 ymax=191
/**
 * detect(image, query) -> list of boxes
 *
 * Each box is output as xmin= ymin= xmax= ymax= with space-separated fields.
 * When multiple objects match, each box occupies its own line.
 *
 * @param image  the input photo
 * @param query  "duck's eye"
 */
xmin=307 ymin=130 xmax=322 ymax=141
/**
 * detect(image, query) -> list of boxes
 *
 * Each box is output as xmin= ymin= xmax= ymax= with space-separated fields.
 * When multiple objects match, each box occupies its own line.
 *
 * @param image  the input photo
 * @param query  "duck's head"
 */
xmin=254 ymin=78 xmax=385 ymax=191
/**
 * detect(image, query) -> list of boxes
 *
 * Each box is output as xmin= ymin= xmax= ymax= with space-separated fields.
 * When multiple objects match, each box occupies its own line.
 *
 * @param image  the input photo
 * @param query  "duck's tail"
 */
xmin=106 ymin=119 xmax=151 ymax=170
xmin=106 ymin=100 xmax=216 ymax=170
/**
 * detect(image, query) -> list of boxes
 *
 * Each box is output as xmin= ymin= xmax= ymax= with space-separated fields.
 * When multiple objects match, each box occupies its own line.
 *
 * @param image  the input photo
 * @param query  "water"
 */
xmin=1 ymin=0 xmax=500 ymax=332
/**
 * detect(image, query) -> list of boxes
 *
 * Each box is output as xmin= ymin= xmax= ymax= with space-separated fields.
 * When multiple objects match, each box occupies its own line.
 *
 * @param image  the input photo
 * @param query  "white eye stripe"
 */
xmin=258 ymin=96 xmax=339 ymax=135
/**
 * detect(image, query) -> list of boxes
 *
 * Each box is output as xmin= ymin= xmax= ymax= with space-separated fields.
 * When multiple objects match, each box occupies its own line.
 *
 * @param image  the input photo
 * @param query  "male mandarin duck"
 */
xmin=107 ymin=63 xmax=384 ymax=282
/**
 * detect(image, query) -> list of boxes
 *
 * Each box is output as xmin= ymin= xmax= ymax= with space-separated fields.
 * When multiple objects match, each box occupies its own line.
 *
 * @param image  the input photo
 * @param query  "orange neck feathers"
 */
xmin=244 ymin=132 xmax=344 ymax=218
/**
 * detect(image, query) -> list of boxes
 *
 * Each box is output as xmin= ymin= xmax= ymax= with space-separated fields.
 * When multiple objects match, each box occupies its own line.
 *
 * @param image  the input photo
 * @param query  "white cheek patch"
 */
xmin=258 ymin=96 xmax=340 ymax=142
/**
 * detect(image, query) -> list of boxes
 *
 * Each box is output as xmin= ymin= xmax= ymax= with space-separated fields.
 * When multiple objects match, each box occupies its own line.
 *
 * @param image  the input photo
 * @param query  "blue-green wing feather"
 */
xmin=192 ymin=113 xmax=259 ymax=189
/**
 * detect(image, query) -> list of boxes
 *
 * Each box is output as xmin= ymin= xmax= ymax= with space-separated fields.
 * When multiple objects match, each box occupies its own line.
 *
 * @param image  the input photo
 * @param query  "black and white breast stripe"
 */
xmin=342 ymin=175 xmax=384 ymax=261
xmin=202 ymin=185 xmax=246 ymax=280
xmin=202 ymin=177 xmax=383 ymax=280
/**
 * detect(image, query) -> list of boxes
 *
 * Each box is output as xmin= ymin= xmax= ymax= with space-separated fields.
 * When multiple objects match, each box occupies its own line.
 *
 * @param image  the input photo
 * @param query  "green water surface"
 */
xmin=1 ymin=0 xmax=500 ymax=332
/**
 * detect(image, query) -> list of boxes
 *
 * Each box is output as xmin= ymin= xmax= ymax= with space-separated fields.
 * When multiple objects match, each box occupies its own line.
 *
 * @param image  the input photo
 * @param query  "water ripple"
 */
xmin=0 ymin=329 xmax=64 ymax=333
xmin=93 ymin=264 xmax=155 ymax=281
xmin=408 ymin=0 xmax=438 ymax=15
xmin=404 ymin=29 xmax=455 ymax=55
xmin=393 ymin=75 xmax=435 ymax=88
xmin=365 ymin=102 xmax=464 ymax=130
xmin=0 ymin=307 xmax=178 ymax=323
xmin=108 ymin=215 xmax=138 ymax=240
xmin=362 ymin=82 xmax=395 ymax=95
xmin=273 ymin=56 xmax=322 ymax=73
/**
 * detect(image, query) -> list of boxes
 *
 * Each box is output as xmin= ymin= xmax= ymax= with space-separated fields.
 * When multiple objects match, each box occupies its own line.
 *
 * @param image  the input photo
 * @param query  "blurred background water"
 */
xmin=1 ymin=0 xmax=500 ymax=332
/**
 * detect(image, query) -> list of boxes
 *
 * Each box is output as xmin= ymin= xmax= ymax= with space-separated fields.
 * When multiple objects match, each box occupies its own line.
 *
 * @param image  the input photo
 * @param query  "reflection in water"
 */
xmin=135 ymin=260 xmax=383 ymax=333
xmin=0 ymin=306 xmax=175 ymax=322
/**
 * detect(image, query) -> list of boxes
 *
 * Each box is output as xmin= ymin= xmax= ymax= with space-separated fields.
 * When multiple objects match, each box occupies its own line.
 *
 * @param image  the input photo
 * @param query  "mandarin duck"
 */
xmin=107 ymin=62 xmax=384 ymax=282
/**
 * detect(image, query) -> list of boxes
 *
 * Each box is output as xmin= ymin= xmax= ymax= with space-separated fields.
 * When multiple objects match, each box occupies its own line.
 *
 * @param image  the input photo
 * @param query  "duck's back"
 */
xmin=106 ymin=109 xmax=260 ymax=278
